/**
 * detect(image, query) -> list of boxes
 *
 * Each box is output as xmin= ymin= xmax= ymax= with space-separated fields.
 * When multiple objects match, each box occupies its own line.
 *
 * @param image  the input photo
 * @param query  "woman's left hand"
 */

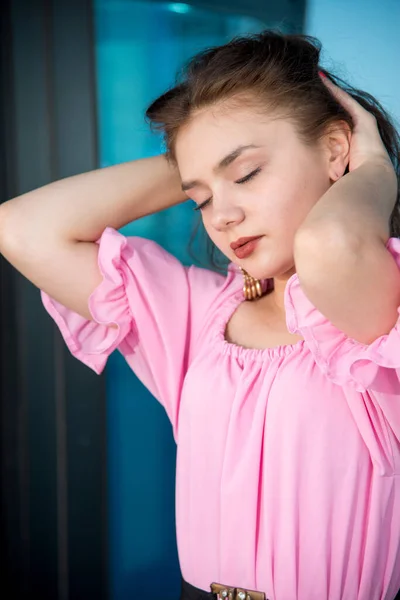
xmin=319 ymin=72 xmax=394 ymax=174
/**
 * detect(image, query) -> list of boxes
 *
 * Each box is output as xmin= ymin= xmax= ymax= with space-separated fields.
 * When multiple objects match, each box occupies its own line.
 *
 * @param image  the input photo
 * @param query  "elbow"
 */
xmin=0 ymin=199 xmax=33 ymax=263
xmin=0 ymin=200 xmax=14 ymax=252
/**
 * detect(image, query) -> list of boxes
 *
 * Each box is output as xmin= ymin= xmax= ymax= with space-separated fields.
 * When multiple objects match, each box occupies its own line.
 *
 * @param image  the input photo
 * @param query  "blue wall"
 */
xmin=305 ymin=0 xmax=400 ymax=126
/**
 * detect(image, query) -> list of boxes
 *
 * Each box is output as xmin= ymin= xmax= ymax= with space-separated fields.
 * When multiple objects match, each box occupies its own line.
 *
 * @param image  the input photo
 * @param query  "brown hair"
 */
xmin=145 ymin=29 xmax=400 ymax=273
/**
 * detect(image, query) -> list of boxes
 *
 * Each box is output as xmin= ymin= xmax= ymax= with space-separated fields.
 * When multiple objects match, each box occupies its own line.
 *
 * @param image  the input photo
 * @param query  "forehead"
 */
xmin=175 ymin=106 xmax=296 ymax=173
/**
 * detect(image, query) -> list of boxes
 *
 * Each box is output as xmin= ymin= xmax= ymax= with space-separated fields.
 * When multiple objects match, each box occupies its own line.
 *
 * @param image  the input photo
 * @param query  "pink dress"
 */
xmin=41 ymin=227 xmax=400 ymax=600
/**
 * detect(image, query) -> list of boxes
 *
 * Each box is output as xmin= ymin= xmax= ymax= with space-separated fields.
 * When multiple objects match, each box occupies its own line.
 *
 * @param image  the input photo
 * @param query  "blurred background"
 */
xmin=1 ymin=1 xmax=399 ymax=599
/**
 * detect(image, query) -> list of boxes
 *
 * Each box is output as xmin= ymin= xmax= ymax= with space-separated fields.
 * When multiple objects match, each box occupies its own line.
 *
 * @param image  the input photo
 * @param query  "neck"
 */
xmin=268 ymin=269 xmax=296 ymax=315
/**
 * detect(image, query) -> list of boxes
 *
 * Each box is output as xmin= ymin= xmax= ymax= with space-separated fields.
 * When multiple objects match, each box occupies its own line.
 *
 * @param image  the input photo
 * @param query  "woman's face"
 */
xmin=175 ymin=103 xmax=335 ymax=281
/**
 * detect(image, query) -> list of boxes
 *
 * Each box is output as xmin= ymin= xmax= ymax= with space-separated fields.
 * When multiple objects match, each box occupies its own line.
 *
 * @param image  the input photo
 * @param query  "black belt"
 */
xmin=180 ymin=577 xmax=267 ymax=600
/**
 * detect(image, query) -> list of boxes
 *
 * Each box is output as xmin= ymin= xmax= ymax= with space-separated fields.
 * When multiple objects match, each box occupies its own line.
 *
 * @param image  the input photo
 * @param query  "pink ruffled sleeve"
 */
xmin=41 ymin=226 xmax=233 ymax=434
xmin=41 ymin=228 xmax=134 ymax=376
xmin=285 ymin=237 xmax=400 ymax=395
xmin=284 ymin=237 xmax=400 ymax=472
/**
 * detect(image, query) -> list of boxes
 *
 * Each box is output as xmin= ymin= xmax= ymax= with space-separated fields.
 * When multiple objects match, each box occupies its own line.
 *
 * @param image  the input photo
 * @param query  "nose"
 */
xmin=210 ymin=200 xmax=245 ymax=232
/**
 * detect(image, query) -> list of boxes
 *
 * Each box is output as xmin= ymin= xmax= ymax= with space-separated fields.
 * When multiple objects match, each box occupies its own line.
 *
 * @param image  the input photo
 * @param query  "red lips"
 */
xmin=230 ymin=236 xmax=263 ymax=250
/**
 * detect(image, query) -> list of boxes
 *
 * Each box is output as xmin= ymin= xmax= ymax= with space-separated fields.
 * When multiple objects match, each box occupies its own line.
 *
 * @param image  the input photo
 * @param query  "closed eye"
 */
xmin=235 ymin=166 xmax=262 ymax=185
xmin=193 ymin=167 xmax=262 ymax=211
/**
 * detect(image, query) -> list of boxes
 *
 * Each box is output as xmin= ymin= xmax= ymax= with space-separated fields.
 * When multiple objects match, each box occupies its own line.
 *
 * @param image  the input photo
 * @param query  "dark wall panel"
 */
xmin=0 ymin=1 xmax=108 ymax=599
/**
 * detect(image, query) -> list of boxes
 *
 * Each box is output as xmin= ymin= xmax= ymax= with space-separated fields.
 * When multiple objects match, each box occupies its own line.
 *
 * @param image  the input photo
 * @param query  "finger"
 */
xmin=319 ymin=72 xmax=365 ymax=121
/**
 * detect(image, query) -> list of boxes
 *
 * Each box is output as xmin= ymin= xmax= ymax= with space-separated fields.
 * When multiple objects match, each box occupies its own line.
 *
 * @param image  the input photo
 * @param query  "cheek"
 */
xmin=300 ymin=153 xmax=330 ymax=197
xmin=266 ymin=173 xmax=321 ymax=235
xmin=288 ymin=162 xmax=326 ymax=212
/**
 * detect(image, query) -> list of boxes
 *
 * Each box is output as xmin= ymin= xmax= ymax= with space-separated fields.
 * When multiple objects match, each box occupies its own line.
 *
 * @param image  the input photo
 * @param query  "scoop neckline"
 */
xmin=214 ymin=281 xmax=305 ymax=363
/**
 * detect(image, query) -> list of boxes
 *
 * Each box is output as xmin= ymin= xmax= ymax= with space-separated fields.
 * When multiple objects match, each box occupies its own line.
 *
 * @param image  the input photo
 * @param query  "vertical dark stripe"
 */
xmin=54 ymin=331 xmax=69 ymax=600
xmin=15 ymin=277 xmax=31 ymax=596
xmin=0 ymin=1 xmax=29 ymax=596
xmin=52 ymin=0 xmax=108 ymax=597
xmin=11 ymin=1 xmax=59 ymax=597
xmin=2 ymin=0 xmax=108 ymax=598
xmin=43 ymin=3 xmax=70 ymax=599
xmin=9 ymin=1 xmax=32 ymax=592
xmin=87 ymin=0 xmax=100 ymax=169
xmin=87 ymin=4 xmax=110 ymax=594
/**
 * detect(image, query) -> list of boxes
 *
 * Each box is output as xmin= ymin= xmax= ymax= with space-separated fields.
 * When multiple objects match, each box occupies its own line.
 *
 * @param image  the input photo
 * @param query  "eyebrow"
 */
xmin=181 ymin=144 xmax=262 ymax=192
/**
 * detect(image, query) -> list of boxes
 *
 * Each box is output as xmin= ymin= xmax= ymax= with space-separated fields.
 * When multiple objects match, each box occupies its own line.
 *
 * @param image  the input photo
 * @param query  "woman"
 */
xmin=1 ymin=31 xmax=399 ymax=600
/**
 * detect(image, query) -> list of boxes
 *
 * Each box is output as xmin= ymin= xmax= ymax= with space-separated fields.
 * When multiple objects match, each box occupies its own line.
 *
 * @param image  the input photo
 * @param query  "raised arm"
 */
xmin=0 ymin=154 xmax=187 ymax=320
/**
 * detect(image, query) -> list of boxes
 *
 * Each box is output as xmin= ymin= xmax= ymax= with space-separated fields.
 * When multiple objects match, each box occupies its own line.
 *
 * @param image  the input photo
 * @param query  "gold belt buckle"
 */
xmin=210 ymin=582 xmax=266 ymax=600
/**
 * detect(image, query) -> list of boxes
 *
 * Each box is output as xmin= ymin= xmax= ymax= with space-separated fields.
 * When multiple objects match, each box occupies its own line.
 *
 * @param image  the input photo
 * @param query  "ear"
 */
xmin=322 ymin=120 xmax=351 ymax=182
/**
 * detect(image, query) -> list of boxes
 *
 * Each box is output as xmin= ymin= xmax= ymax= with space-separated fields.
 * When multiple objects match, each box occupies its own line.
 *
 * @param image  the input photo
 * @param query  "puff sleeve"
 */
xmin=285 ymin=237 xmax=400 ymax=395
xmin=284 ymin=237 xmax=400 ymax=473
xmin=41 ymin=226 xmax=233 ymax=434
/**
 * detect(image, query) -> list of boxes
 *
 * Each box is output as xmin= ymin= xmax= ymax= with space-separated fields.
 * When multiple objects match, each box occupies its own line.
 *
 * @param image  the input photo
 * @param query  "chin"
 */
xmin=240 ymin=257 xmax=294 ymax=282
xmin=239 ymin=262 xmax=272 ymax=281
